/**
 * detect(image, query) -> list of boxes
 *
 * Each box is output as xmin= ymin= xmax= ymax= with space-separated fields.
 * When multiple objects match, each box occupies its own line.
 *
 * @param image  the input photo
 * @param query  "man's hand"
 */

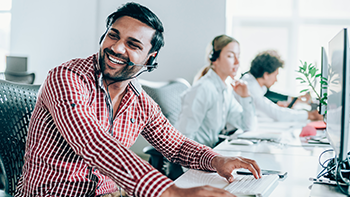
xmin=231 ymin=80 xmax=249 ymax=98
xmin=160 ymin=155 xmax=261 ymax=197
xmin=308 ymin=110 xmax=324 ymax=121
xmin=276 ymin=100 xmax=289 ymax=108
xmin=212 ymin=155 xmax=261 ymax=182
xmin=160 ymin=184 xmax=236 ymax=197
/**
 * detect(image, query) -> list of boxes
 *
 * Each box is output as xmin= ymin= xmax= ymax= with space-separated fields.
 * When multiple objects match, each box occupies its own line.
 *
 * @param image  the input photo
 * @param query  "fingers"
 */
xmin=227 ymin=174 xmax=234 ymax=183
xmin=231 ymin=81 xmax=249 ymax=98
xmin=219 ymin=157 xmax=261 ymax=182
xmin=308 ymin=110 xmax=323 ymax=121
xmin=232 ymin=157 xmax=261 ymax=179
xmin=232 ymin=79 xmax=246 ymax=87
xmin=240 ymin=157 xmax=262 ymax=178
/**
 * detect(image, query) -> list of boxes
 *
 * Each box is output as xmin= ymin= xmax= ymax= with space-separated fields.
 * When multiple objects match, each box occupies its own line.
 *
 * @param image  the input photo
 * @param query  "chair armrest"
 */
xmin=143 ymin=145 xmax=162 ymax=156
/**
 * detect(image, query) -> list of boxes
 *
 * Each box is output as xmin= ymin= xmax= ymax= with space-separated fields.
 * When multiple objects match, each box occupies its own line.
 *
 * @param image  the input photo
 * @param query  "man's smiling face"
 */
xmin=99 ymin=16 xmax=156 ymax=82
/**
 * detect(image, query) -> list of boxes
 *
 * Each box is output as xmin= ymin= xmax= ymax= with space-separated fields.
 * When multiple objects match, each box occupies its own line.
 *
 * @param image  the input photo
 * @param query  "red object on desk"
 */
xmin=307 ymin=121 xmax=327 ymax=130
xmin=299 ymin=121 xmax=326 ymax=137
xmin=300 ymin=125 xmax=317 ymax=137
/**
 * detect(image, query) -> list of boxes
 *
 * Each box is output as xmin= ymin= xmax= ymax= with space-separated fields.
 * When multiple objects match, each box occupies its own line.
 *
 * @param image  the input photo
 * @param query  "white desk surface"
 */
xmin=175 ymin=118 xmax=347 ymax=197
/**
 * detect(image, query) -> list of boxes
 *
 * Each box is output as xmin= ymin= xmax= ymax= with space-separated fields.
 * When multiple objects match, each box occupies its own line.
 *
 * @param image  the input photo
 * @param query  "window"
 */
xmin=226 ymin=0 xmax=350 ymax=96
xmin=0 ymin=0 xmax=12 ymax=72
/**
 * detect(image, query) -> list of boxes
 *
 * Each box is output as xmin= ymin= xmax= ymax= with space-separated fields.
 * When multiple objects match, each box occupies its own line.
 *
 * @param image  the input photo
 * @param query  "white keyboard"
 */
xmin=224 ymin=174 xmax=279 ymax=197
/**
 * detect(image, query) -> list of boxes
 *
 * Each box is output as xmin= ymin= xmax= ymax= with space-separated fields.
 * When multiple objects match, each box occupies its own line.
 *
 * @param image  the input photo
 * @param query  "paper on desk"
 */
xmin=237 ymin=130 xmax=283 ymax=141
xmin=174 ymin=169 xmax=229 ymax=189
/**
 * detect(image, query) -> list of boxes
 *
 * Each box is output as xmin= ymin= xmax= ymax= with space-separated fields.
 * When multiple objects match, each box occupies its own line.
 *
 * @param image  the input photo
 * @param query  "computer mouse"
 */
xmin=228 ymin=139 xmax=254 ymax=146
xmin=299 ymin=125 xmax=317 ymax=137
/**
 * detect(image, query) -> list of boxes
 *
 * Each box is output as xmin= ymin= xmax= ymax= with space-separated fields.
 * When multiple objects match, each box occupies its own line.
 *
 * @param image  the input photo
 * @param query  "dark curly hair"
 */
xmin=99 ymin=2 xmax=164 ymax=54
xmin=249 ymin=50 xmax=284 ymax=79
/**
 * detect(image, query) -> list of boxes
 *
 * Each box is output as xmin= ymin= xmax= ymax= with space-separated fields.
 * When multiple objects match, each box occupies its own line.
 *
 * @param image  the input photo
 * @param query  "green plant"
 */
xmin=295 ymin=60 xmax=328 ymax=107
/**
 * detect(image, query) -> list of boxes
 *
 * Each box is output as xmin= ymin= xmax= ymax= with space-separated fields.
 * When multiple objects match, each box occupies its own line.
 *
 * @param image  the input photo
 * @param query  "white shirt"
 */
xmin=175 ymin=69 xmax=257 ymax=148
xmin=241 ymin=73 xmax=308 ymax=122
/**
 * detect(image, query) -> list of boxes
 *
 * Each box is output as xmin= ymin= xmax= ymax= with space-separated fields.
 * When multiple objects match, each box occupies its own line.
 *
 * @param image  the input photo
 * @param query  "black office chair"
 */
xmin=0 ymin=80 xmax=40 ymax=196
xmin=139 ymin=78 xmax=190 ymax=180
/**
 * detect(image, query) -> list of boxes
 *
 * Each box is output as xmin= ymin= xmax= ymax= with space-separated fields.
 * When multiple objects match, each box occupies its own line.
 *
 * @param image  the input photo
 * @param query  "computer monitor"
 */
xmin=326 ymin=28 xmax=350 ymax=162
xmin=319 ymin=47 xmax=328 ymax=116
xmin=5 ymin=56 xmax=27 ymax=73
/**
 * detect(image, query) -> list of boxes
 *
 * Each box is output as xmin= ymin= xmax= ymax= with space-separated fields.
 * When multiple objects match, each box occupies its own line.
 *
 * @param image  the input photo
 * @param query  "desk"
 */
xmin=175 ymin=119 xmax=346 ymax=196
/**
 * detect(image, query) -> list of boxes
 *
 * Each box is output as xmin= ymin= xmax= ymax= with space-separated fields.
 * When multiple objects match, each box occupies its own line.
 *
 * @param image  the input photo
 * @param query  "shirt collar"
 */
xmin=206 ymin=68 xmax=227 ymax=92
xmin=245 ymin=73 xmax=268 ymax=95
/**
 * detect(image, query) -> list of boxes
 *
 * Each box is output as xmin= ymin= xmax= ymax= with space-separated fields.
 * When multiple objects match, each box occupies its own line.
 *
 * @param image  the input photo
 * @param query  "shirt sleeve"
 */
xmin=41 ymin=68 xmax=173 ymax=197
xmin=227 ymin=95 xmax=257 ymax=132
xmin=243 ymin=74 xmax=308 ymax=122
xmin=141 ymin=89 xmax=220 ymax=171
xmin=174 ymin=84 xmax=212 ymax=140
xmin=252 ymin=88 xmax=308 ymax=122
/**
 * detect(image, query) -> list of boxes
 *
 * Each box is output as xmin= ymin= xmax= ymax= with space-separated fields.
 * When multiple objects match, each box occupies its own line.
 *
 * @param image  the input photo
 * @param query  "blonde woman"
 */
xmin=175 ymin=35 xmax=257 ymax=148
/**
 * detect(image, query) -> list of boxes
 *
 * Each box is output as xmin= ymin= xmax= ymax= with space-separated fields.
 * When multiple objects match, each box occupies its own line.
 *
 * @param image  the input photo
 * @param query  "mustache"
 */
xmin=104 ymin=48 xmax=129 ymax=63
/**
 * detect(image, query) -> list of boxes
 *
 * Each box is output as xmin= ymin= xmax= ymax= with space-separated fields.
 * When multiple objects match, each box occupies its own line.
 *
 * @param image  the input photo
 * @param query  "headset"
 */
xmin=209 ymin=40 xmax=220 ymax=62
xmin=209 ymin=50 xmax=220 ymax=62
xmin=127 ymin=52 xmax=158 ymax=73
xmin=145 ymin=53 xmax=158 ymax=72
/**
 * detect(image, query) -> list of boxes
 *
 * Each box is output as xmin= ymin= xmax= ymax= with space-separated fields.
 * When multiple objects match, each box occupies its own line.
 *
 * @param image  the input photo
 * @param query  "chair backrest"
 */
xmin=139 ymin=78 xmax=190 ymax=125
xmin=3 ymin=72 xmax=36 ymax=85
xmin=0 ymin=79 xmax=40 ymax=195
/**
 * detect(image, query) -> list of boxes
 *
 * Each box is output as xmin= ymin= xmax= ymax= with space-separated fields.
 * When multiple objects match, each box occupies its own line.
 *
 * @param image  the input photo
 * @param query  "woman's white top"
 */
xmin=175 ymin=69 xmax=257 ymax=148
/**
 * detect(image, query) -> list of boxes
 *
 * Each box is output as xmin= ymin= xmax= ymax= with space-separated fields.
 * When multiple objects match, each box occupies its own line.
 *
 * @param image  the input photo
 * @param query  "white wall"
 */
xmin=10 ymin=0 xmax=226 ymax=85
xmin=10 ymin=0 xmax=226 ymax=157
xmin=10 ymin=0 xmax=99 ymax=83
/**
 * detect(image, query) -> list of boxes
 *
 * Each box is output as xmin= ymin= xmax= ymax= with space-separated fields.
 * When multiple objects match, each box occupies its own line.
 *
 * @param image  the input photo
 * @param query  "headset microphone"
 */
xmin=127 ymin=55 xmax=158 ymax=72
xmin=102 ymin=55 xmax=159 ymax=85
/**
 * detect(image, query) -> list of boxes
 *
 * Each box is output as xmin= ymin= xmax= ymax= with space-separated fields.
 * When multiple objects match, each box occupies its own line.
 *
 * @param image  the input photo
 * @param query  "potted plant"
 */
xmin=295 ymin=60 xmax=328 ymax=113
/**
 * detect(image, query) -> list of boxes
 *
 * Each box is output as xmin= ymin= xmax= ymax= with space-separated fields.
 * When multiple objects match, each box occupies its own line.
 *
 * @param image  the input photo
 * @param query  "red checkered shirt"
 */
xmin=15 ymin=54 xmax=219 ymax=197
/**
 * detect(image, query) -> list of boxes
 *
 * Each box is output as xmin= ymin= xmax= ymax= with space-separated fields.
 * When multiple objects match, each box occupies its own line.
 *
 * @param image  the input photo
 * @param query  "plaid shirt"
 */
xmin=15 ymin=54 xmax=219 ymax=197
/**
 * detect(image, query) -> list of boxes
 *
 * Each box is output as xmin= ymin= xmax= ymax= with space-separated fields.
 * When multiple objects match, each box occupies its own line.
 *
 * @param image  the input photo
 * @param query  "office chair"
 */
xmin=3 ymin=72 xmax=36 ymax=85
xmin=139 ymin=78 xmax=190 ymax=180
xmin=0 ymin=79 xmax=40 ymax=196
xmin=1 ymin=56 xmax=36 ymax=85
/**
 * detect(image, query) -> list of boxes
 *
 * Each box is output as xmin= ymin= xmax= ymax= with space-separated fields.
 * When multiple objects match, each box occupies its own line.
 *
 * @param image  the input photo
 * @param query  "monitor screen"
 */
xmin=326 ymin=28 xmax=350 ymax=162
xmin=5 ymin=56 xmax=27 ymax=73
xmin=319 ymin=47 xmax=328 ymax=116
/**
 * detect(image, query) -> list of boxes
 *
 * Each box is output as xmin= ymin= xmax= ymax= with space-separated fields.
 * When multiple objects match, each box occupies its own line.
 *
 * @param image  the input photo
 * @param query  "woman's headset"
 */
xmin=209 ymin=40 xmax=220 ymax=62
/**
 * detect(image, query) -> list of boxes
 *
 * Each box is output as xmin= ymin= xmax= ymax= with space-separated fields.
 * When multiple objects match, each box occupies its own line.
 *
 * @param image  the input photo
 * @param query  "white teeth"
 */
xmin=108 ymin=55 xmax=125 ymax=64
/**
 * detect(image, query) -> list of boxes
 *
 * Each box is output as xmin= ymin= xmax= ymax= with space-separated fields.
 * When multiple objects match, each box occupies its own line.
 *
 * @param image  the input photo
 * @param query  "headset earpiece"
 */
xmin=210 ymin=50 xmax=219 ymax=62
xmin=147 ymin=56 xmax=156 ymax=66
xmin=146 ymin=53 xmax=158 ymax=72
xmin=99 ymin=28 xmax=109 ymax=45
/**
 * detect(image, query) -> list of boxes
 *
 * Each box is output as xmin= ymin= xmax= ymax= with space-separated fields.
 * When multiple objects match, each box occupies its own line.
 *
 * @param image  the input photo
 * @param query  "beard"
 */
xmin=99 ymin=48 xmax=143 ymax=82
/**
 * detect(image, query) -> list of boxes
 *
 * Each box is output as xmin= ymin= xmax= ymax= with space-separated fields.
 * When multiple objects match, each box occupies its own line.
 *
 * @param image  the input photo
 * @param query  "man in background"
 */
xmin=241 ymin=50 xmax=323 ymax=122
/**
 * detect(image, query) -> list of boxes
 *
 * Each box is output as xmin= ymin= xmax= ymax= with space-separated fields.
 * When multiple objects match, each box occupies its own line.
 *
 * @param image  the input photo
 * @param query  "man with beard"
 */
xmin=15 ymin=2 xmax=261 ymax=197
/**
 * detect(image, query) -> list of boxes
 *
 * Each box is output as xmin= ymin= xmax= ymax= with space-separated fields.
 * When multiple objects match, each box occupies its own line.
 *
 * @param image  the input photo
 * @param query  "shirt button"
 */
xmin=131 ymin=118 xmax=135 ymax=123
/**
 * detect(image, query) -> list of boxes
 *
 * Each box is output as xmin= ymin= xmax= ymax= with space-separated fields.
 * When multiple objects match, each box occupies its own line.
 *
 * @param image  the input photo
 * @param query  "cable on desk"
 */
xmin=315 ymin=149 xmax=350 ymax=196
xmin=335 ymin=156 xmax=350 ymax=196
xmin=316 ymin=149 xmax=335 ymax=179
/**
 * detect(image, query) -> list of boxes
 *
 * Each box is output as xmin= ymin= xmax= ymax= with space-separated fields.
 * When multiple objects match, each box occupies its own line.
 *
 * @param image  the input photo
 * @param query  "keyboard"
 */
xmin=224 ymin=174 xmax=279 ymax=197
